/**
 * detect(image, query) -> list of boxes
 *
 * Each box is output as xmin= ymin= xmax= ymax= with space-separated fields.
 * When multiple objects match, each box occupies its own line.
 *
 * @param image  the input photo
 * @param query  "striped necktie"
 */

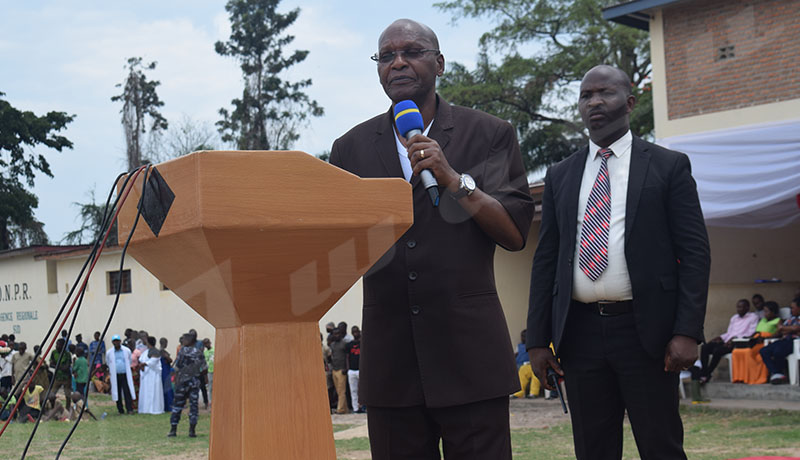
xmin=579 ymin=148 xmax=613 ymax=281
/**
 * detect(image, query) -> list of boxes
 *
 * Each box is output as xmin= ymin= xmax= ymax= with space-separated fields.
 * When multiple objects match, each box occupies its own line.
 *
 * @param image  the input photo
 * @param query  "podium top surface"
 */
xmin=117 ymin=151 xmax=413 ymax=326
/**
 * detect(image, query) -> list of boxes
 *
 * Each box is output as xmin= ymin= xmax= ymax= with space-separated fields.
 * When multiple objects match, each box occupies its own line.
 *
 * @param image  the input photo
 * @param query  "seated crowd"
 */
xmin=687 ymin=291 xmax=800 ymax=403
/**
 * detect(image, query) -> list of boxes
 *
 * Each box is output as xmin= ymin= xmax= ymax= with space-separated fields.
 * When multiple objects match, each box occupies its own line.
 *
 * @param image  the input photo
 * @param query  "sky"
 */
xmin=0 ymin=1 xmax=498 ymax=243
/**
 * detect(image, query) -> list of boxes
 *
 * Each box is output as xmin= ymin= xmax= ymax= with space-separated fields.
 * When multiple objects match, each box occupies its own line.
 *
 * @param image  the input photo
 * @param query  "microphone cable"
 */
xmin=54 ymin=165 xmax=152 ymax=459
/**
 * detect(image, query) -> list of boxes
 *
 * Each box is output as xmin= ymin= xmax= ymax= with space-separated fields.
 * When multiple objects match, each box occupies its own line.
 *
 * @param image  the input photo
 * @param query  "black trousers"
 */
xmin=366 ymin=396 xmax=510 ymax=460
xmin=699 ymin=341 xmax=733 ymax=378
xmin=115 ymin=373 xmax=133 ymax=414
xmin=560 ymin=303 xmax=686 ymax=460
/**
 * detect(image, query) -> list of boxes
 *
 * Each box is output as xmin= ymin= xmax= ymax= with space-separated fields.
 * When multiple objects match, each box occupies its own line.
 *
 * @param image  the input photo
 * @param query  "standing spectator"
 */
xmin=106 ymin=335 xmax=135 ymax=414
xmin=11 ymin=342 xmax=33 ymax=388
xmin=159 ymin=337 xmax=174 ymax=412
xmin=203 ymin=338 xmax=214 ymax=404
xmin=328 ymin=328 xmax=348 ymax=414
xmin=136 ymin=330 xmax=149 ymax=352
xmin=338 ymin=322 xmax=353 ymax=343
xmin=29 ymin=347 xmax=51 ymax=405
xmin=760 ymin=297 xmax=800 ymax=384
xmin=129 ymin=338 xmax=142 ymax=411
xmin=123 ymin=328 xmax=135 ymax=351
xmin=322 ymin=332 xmax=335 ymax=411
xmin=345 ymin=326 xmax=363 ymax=413
xmin=188 ymin=329 xmax=209 ymax=409
xmin=49 ymin=338 xmax=72 ymax=408
xmin=699 ymin=299 xmax=758 ymax=383
xmin=74 ymin=334 xmax=89 ymax=355
xmin=0 ymin=341 xmax=12 ymax=391
xmin=72 ymin=347 xmax=89 ymax=399
xmin=169 ymin=332 xmax=206 ymax=438
xmin=67 ymin=343 xmax=77 ymax=392
xmin=60 ymin=329 xmax=71 ymax=348
xmin=88 ymin=331 xmax=105 ymax=366
xmin=512 ymin=329 xmax=540 ymax=399
xmin=752 ymin=294 xmax=766 ymax=319
xmin=138 ymin=336 xmax=164 ymax=414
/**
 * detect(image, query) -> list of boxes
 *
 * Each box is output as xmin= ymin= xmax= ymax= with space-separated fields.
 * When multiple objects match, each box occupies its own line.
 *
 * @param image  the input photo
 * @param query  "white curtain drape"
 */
xmin=659 ymin=119 xmax=800 ymax=228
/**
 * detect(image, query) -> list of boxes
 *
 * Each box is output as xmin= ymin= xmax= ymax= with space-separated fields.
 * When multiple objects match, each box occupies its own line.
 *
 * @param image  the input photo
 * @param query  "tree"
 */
xmin=215 ymin=0 xmax=323 ymax=151
xmin=111 ymin=57 xmax=168 ymax=170
xmin=147 ymin=114 xmax=219 ymax=163
xmin=0 ymin=91 xmax=74 ymax=249
xmin=62 ymin=188 xmax=117 ymax=246
xmin=435 ymin=0 xmax=652 ymax=171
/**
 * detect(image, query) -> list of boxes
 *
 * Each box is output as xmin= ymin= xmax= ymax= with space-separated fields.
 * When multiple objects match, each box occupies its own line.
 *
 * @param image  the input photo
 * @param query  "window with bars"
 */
xmin=108 ymin=269 xmax=132 ymax=295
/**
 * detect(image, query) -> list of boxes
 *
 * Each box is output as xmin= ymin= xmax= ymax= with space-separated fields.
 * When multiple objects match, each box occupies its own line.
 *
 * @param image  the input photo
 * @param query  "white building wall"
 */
xmin=0 ymin=248 xmax=214 ymax=350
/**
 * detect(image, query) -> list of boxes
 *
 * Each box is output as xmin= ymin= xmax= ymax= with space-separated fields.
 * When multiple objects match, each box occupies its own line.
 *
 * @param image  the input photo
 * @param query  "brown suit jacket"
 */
xmin=330 ymin=96 xmax=535 ymax=408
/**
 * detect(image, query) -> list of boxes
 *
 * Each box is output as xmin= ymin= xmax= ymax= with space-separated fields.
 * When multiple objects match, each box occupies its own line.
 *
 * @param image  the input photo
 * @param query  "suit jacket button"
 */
xmin=406 ymin=240 xmax=417 ymax=249
xmin=408 ymin=271 xmax=418 ymax=281
xmin=410 ymin=305 xmax=421 ymax=315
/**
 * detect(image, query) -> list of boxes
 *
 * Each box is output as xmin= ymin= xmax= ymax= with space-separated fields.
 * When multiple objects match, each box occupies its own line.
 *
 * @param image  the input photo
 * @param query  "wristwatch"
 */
xmin=451 ymin=173 xmax=476 ymax=200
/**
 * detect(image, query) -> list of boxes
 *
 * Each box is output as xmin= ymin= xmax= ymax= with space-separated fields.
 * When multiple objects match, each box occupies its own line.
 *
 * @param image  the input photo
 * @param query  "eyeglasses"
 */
xmin=370 ymin=49 xmax=440 ymax=65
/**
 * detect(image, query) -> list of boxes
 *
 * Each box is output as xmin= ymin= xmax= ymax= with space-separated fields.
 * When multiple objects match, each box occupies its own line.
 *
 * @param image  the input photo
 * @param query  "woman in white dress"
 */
xmin=138 ymin=336 xmax=164 ymax=414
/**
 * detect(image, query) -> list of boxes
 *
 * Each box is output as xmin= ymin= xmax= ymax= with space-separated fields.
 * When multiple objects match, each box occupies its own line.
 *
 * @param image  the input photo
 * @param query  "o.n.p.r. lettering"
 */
xmin=0 ymin=283 xmax=30 ymax=301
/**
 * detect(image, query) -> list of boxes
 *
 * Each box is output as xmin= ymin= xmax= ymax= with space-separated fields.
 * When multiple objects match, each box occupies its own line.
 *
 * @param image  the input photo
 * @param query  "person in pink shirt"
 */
xmin=699 ymin=299 xmax=759 ymax=382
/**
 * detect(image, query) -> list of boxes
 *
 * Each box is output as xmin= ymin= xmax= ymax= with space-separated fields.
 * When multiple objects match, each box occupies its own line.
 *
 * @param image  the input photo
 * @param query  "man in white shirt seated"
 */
xmin=699 ymin=299 xmax=758 ymax=383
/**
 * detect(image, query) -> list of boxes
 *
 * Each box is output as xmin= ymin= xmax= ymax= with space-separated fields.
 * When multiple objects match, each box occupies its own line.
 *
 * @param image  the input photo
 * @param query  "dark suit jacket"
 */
xmin=330 ymin=96 xmax=535 ymax=408
xmin=527 ymin=136 xmax=710 ymax=359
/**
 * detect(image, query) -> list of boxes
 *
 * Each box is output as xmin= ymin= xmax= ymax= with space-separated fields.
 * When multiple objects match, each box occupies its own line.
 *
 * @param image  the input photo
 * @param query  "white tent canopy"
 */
xmin=659 ymin=118 xmax=800 ymax=229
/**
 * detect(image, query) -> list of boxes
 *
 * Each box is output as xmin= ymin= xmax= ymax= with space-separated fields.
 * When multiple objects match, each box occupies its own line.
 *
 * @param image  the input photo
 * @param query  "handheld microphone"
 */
xmin=393 ymin=100 xmax=439 ymax=207
xmin=547 ymin=368 xmax=568 ymax=414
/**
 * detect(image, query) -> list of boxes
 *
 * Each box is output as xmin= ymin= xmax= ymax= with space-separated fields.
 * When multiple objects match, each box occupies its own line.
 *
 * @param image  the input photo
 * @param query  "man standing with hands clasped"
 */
xmin=527 ymin=65 xmax=710 ymax=460
xmin=330 ymin=19 xmax=534 ymax=460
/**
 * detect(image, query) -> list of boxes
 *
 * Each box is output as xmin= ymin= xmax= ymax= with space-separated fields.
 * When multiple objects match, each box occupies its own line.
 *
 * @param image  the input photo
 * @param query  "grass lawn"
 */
xmin=508 ymin=406 xmax=800 ymax=460
xmin=3 ymin=395 xmax=799 ymax=459
xmin=337 ymin=406 xmax=800 ymax=460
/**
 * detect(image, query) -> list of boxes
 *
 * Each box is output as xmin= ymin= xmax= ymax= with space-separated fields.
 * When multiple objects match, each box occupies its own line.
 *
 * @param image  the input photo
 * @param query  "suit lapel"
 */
xmin=565 ymin=147 xmax=589 ymax=247
xmin=374 ymin=108 xmax=405 ymax=179
xmin=625 ymin=136 xmax=651 ymax=244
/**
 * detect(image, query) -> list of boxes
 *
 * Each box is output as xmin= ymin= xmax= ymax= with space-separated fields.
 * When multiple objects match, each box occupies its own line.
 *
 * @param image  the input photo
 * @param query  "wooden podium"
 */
xmin=117 ymin=151 xmax=413 ymax=459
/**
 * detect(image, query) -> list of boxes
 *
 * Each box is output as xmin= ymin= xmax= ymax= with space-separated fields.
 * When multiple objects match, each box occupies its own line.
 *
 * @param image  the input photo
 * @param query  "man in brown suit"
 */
xmin=330 ymin=19 xmax=534 ymax=460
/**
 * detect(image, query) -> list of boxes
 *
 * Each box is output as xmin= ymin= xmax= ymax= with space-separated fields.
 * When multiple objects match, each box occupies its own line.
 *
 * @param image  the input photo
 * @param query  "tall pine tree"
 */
xmin=111 ymin=57 xmax=168 ymax=171
xmin=215 ymin=0 xmax=323 ymax=150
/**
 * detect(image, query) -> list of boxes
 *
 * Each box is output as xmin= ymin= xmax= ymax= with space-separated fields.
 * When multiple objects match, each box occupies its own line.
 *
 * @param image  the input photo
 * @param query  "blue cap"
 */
xmin=111 ymin=335 xmax=121 ymax=341
xmin=393 ymin=100 xmax=424 ymax=138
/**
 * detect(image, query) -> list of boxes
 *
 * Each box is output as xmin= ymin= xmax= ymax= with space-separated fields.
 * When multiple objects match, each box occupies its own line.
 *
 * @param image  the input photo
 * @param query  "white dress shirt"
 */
xmin=393 ymin=120 xmax=433 ymax=182
xmin=572 ymin=130 xmax=634 ymax=303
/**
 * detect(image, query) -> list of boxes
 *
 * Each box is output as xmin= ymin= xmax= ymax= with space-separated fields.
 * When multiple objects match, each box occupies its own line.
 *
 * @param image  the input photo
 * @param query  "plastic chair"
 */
xmin=788 ymin=338 xmax=800 ymax=385
xmin=724 ymin=353 xmax=733 ymax=382
xmin=678 ymin=370 xmax=691 ymax=399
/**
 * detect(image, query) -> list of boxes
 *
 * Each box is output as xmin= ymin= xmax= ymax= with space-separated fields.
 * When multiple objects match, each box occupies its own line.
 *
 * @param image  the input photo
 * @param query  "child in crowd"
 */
xmin=0 ymin=387 xmax=16 ymax=421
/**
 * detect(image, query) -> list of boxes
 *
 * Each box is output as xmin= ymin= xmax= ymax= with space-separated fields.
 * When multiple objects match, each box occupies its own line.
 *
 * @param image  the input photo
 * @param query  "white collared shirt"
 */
xmin=572 ymin=130 xmax=633 ymax=302
xmin=393 ymin=120 xmax=433 ymax=182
